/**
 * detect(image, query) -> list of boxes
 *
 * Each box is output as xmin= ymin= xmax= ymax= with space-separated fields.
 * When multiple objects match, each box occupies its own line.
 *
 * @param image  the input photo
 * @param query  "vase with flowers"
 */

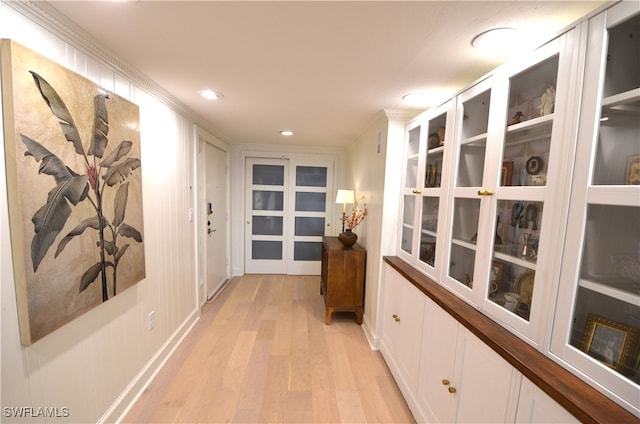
xmin=339 ymin=197 xmax=368 ymax=248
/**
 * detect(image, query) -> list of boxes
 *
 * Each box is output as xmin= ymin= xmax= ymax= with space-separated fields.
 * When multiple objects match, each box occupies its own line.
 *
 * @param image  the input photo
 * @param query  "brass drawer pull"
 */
xmin=477 ymin=189 xmax=494 ymax=196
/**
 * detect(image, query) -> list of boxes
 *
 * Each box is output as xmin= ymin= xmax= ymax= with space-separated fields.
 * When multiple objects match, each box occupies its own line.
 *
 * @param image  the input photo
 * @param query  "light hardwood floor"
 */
xmin=123 ymin=274 xmax=415 ymax=423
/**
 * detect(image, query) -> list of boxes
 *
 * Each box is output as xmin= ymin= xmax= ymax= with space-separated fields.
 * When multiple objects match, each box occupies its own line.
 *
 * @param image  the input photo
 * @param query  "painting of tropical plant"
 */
xmin=2 ymin=40 xmax=146 ymax=345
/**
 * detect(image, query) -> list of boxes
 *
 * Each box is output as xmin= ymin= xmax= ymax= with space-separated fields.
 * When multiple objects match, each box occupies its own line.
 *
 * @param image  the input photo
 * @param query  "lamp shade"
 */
xmin=335 ymin=189 xmax=355 ymax=205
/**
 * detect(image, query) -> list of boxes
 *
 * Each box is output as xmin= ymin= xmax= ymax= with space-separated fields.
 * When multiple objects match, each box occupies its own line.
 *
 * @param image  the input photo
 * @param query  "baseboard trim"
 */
xmin=99 ymin=308 xmax=200 ymax=424
xmin=360 ymin=314 xmax=379 ymax=350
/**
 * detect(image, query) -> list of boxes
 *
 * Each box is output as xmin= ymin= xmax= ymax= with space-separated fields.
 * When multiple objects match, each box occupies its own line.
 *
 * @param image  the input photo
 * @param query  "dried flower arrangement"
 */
xmin=342 ymin=197 xmax=368 ymax=230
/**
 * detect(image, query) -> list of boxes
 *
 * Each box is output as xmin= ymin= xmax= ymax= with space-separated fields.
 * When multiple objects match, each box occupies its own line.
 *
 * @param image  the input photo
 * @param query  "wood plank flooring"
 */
xmin=122 ymin=274 xmax=415 ymax=423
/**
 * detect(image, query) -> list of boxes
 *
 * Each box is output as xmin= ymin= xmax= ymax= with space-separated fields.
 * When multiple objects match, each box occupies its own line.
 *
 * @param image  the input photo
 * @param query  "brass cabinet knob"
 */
xmin=477 ymin=189 xmax=494 ymax=196
xmin=412 ymin=189 xmax=422 ymax=194
xmin=448 ymin=387 xmax=457 ymax=394
xmin=392 ymin=314 xmax=400 ymax=322
xmin=442 ymin=379 xmax=450 ymax=385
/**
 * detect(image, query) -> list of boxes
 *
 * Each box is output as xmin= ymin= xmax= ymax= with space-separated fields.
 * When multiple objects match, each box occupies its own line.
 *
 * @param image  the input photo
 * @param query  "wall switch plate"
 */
xmin=148 ymin=311 xmax=155 ymax=331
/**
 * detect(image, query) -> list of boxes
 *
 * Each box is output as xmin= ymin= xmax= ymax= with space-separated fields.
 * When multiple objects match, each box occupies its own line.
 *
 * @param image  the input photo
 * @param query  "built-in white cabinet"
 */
xmin=398 ymin=100 xmax=454 ymax=281
xmin=550 ymin=1 xmax=640 ymax=415
xmin=379 ymin=264 xmax=425 ymax=394
xmin=385 ymin=1 xmax=640 ymax=420
xmin=515 ymin=378 xmax=579 ymax=424
xmin=399 ymin=26 xmax=582 ymax=344
xmin=417 ymin=295 xmax=520 ymax=423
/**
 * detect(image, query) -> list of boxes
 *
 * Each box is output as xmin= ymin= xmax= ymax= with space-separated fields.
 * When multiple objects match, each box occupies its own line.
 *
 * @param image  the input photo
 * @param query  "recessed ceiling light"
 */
xmin=199 ymin=89 xmax=223 ymax=100
xmin=280 ymin=130 xmax=294 ymax=136
xmin=471 ymin=27 xmax=518 ymax=57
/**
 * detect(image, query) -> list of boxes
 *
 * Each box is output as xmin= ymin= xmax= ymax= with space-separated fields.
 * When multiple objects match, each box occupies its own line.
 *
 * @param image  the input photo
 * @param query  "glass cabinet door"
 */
xmin=398 ymin=101 xmax=453 ymax=278
xmin=552 ymin=4 xmax=640 ymax=414
xmin=446 ymin=80 xmax=493 ymax=299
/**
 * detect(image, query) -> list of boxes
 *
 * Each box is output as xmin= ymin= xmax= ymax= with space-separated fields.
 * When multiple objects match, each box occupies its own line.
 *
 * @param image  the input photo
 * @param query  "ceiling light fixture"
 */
xmin=199 ymin=89 xmax=223 ymax=100
xmin=471 ymin=27 xmax=518 ymax=57
xmin=402 ymin=89 xmax=453 ymax=108
xmin=280 ymin=130 xmax=293 ymax=136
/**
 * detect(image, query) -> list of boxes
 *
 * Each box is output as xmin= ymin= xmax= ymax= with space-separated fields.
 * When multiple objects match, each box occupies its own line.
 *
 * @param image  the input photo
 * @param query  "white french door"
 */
xmin=245 ymin=157 xmax=333 ymax=275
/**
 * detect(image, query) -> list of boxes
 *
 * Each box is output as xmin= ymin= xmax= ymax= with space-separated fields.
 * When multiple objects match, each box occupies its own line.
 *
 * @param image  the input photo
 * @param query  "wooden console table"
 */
xmin=320 ymin=237 xmax=366 ymax=325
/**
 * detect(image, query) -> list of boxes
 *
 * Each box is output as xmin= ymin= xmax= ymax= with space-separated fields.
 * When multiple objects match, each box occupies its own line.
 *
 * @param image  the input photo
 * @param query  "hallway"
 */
xmin=123 ymin=274 xmax=415 ymax=423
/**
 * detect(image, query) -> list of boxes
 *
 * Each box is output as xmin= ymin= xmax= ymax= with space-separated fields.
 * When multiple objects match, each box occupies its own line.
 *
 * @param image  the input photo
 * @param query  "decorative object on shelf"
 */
xmin=525 ymin=204 xmax=538 ymax=230
xmin=527 ymin=174 xmax=547 ymax=186
xmin=522 ymin=233 xmax=531 ymax=258
xmin=501 ymin=161 xmax=514 ymax=186
xmin=539 ymin=83 xmax=556 ymax=116
xmin=491 ymin=261 xmax=505 ymax=285
xmin=509 ymin=111 xmax=524 ymax=125
xmin=503 ymin=292 xmax=521 ymax=311
xmin=425 ymin=163 xmax=438 ymax=187
xmin=335 ymin=189 xmax=355 ymax=232
xmin=490 ymin=280 xmax=499 ymax=294
xmin=437 ymin=127 xmax=446 ymax=145
xmin=624 ymin=154 xmax=640 ymax=185
xmin=516 ymin=271 xmax=535 ymax=305
xmin=581 ymin=313 xmax=639 ymax=373
xmin=339 ymin=196 xmax=368 ymax=248
xmin=526 ymin=155 xmax=544 ymax=175
xmin=428 ymin=132 xmax=440 ymax=149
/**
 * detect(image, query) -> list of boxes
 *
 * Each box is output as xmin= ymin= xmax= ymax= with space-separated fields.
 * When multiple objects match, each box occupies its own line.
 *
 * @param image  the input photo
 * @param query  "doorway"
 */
xmin=198 ymin=133 xmax=230 ymax=303
xmin=244 ymin=157 xmax=334 ymax=275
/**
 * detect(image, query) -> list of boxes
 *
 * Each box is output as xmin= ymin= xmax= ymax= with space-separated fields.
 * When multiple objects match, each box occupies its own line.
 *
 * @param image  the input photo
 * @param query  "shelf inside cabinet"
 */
xmin=579 ymin=277 xmax=640 ymax=305
xmin=505 ymin=114 xmax=553 ymax=146
xmin=451 ymin=237 xmax=477 ymax=251
xmin=602 ymin=87 xmax=640 ymax=110
xmin=427 ymin=145 xmax=445 ymax=154
xmin=494 ymin=249 xmax=537 ymax=271
xmin=461 ymin=133 xmax=488 ymax=146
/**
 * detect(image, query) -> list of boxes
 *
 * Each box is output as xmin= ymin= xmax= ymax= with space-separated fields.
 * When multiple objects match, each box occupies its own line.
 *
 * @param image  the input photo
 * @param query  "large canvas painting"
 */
xmin=1 ymin=40 xmax=146 ymax=345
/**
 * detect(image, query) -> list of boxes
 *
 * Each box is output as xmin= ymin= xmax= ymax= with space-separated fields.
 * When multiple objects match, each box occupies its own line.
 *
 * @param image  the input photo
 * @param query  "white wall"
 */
xmin=1 ymin=3 xmax=201 ymax=422
xmin=346 ymin=110 xmax=416 ymax=347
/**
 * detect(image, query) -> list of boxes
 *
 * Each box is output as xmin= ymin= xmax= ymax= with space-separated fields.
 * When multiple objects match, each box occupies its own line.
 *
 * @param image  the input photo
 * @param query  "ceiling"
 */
xmin=46 ymin=1 xmax=606 ymax=147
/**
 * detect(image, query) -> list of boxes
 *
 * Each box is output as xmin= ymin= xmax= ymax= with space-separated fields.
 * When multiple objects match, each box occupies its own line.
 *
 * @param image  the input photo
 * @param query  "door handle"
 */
xmin=208 ymin=229 xmax=216 ymax=234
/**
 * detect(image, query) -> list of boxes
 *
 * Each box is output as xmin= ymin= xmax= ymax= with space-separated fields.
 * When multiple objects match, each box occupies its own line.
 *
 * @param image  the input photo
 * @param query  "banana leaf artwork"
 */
xmin=1 ymin=40 xmax=146 ymax=345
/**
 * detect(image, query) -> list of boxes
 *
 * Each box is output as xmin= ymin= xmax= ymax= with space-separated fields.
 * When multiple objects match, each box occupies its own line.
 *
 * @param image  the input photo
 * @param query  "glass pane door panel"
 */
xmin=296 ymin=166 xmax=327 ymax=187
xmin=489 ymin=262 xmax=534 ymax=321
xmin=457 ymin=144 xmax=485 ymax=187
xmin=252 ymin=241 xmax=283 ymax=260
xmin=602 ymin=14 xmax=640 ymax=98
xmin=503 ymin=123 xmax=552 ymax=187
xmin=253 ymin=191 xmax=284 ymax=210
xmin=253 ymin=164 xmax=284 ymax=185
xmin=295 ymin=217 xmax=325 ymax=236
xmin=495 ymin=200 xmax=543 ymax=264
xmin=451 ymin=198 xmax=481 ymax=242
xmin=294 ymin=242 xmax=322 ymax=261
xmin=449 ymin=244 xmax=476 ymax=289
xmin=579 ymin=204 xmax=640 ymax=293
xmin=593 ymin=16 xmax=640 ymax=187
xmin=295 ymin=192 xmax=326 ymax=212
xmin=401 ymin=195 xmax=415 ymax=254
xmin=253 ymin=216 xmax=283 ymax=235
xmin=419 ymin=197 xmax=439 ymax=266
xmin=462 ymin=89 xmax=491 ymax=139
xmin=507 ymin=56 xmax=559 ymax=123
xmin=458 ymin=90 xmax=490 ymax=188
xmin=408 ymin=126 xmax=421 ymax=156
xmin=406 ymin=157 xmax=418 ymax=188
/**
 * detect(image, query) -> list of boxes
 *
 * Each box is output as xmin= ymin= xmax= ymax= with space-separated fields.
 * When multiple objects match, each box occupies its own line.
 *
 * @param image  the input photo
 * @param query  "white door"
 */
xmin=205 ymin=143 xmax=229 ymax=299
xmin=245 ymin=157 xmax=333 ymax=275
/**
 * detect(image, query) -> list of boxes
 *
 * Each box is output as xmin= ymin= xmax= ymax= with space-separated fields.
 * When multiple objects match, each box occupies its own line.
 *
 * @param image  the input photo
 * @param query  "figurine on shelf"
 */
xmin=539 ymin=84 xmax=555 ymax=116
xmin=509 ymin=111 xmax=524 ymax=125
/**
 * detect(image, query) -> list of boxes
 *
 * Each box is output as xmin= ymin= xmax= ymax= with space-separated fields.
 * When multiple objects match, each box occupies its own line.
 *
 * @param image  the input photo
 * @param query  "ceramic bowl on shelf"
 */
xmin=503 ymin=292 xmax=521 ymax=311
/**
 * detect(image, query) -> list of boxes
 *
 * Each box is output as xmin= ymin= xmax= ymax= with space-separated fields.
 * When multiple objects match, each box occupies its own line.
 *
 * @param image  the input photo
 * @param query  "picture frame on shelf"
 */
xmin=581 ymin=313 xmax=639 ymax=372
xmin=491 ymin=261 xmax=505 ymax=285
xmin=624 ymin=154 xmax=640 ymax=185
xmin=501 ymin=161 xmax=514 ymax=186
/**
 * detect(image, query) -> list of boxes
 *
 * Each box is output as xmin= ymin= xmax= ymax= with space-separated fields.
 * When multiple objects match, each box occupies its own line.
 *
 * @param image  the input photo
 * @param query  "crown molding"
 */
xmin=3 ymin=1 xmax=198 ymax=123
xmin=383 ymin=109 xmax=421 ymax=122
